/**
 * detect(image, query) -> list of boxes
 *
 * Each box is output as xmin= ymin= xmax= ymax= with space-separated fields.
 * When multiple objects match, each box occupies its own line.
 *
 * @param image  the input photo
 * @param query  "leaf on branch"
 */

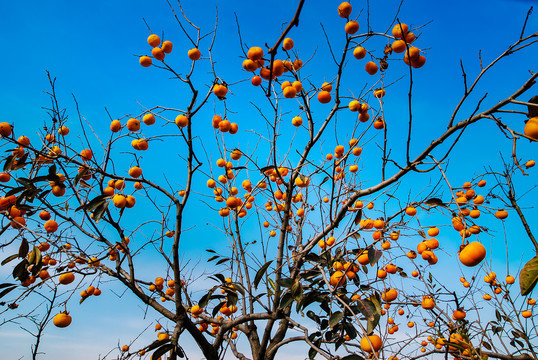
xmin=353 ymin=209 xmax=363 ymax=226
xmin=367 ymin=248 xmax=382 ymax=266
xmin=329 ymin=311 xmax=343 ymax=328
xmin=3 ymin=155 xmax=15 ymax=172
xmin=12 ymin=259 xmax=29 ymax=281
xmin=73 ymin=167 xmax=88 ymax=186
xmin=527 ymin=95 xmax=538 ymax=118
xmin=424 ymin=198 xmax=446 ymax=207
xmin=342 ymin=321 xmax=357 ymax=340
xmin=212 ymin=301 xmax=225 ymax=317
xmin=5 ymin=186 xmax=25 ymax=197
xmin=76 ymin=195 xmax=109 ymax=212
xmin=342 ymin=355 xmax=365 ymax=360
xmin=306 ymin=310 xmax=320 ymax=324
xmin=519 ymin=255 xmax=538 ymax=295
xmin=291 ymin=279 xmax=303 ymax=301
xmin=145 ymin=338 xmax=171 ymax=352
xmin=151 ymin=344 xmax=175 ymax=360
xmin=1 ymin=254 xmax=19 ymax=266
xmin=18 ymin=238 xmax=29 ymax=258
xmin=308 ymin=347 xmax=317 ymax=360
xmin=92 ymin=200 xmax=109 ymax=222
xmin=225 ymin=290 xmax=238 ymax=306
xmin=216 ymin=258 xmax=230 ymax=265
xmin=253 ymin=260 xmax=273 ymax=289
xmin=319 ymin=176 xmax=331 ymax=186
xmin=48 ymin=164 xmax=57 ymax=177
xmin=277 ymin=277 xmax=293 ymax=288
xmin=11 ymin=153 xmax=28 ymax=170
xmin=0 ymin=285 xmax=17 ymax=299
xmin=279 ymin=292 xmax=293 ymax=309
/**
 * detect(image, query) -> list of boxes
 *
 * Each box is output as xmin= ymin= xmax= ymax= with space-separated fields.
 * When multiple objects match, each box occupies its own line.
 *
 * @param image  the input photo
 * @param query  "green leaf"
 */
xmin=151 ymin=343 xmax=175 ymax=360
xmin=1 ymin=254 xmax=19 ymax=266
xmin=308 ymin=346 xmax=317 ymax=360
xmin=212 ymin=301 xmax=225 ymax=317
xmin=279 ymin=292 xmax=293 ymax=309
xmin=342 ymin=355 xmax=365 ymax=360
xmin=216 ymin=258 xmax=230 ymax=265
xmin=18 ymin=238 xmax=29 ymax=258
xmin=12 ymin=152 xmax=29 ymax=170
xmin=424 ymin=198 xmax=445 ymax=207
xmin=268 ymin=278 xmax=276 ymax=291
xmin=0 ymin=285 xmax=17 ymax=299
xmin=75 ymin=195 xmax=108 ymax=212
xmin=72 ymin=168 xmax=84 ymax=185
xmin=520 ymin=255 xmax=538 ymax=296
xmin=12 ymin=259 xmax=29 ymax=280
xmin=353 ymin=209 xmax=362 ymax=226
xmin=368 ymin=248 xmax=382 ymax=266
xmin=277 ymin=278 xmax=293 ymax=288
xmin=354 ymin=299 xmax=376 ymax=322
xmin=92 ymin=200 xmax=109 ymax=222
xmin=47 ymin=164 xmax=57 ymax=177
xmin=319 ymin=176 xmax=331 ymax=186
xmin=5 ymin=186 xmax=25 ymax=197
xmin=198 ymin=287 xmax=217 ymax=308
xmin=329 ymin=311 xmax=343 ymax=328
xmin=253 ymin=260 xmax=273 ymax=289
xmin=226 ymin=291 xmax=238 ymax=306
xmin=291 ymin=279 xmax=303 ymax=301
xmin=146 ymin=339 xmax=171 ymax=352
xmin=3 ymin=155 xmax=15 ymax=172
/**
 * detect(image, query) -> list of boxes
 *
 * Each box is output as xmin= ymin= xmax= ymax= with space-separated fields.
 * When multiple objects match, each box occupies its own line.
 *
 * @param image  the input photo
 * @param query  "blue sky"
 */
xmin=1 ymin=0 xmax=537 ymax=359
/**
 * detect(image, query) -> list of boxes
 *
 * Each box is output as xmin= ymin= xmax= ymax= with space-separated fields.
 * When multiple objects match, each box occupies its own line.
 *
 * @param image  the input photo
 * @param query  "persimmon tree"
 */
xmin=1 ymin=1 xmax=538 ymax=360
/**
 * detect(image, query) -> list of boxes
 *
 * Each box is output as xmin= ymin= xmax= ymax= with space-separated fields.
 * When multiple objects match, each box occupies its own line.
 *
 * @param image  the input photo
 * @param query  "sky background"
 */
xmin=1 ymin=0 xmax=537 ymax=359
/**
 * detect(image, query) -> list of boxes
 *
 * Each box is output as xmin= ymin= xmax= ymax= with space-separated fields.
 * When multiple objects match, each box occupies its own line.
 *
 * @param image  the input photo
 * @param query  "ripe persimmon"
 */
xmin=247 ymin=46 xmax=264 ymax=61
xmin=175 ymin=115 xmax=189 ymax=128
xmin=353 ymin=46 xmax=366 ymax=59
xmin=152 ymin=47 xmax=165 ymax=61
xmin=162 ymin=40 xmax=173 ymax=53
xmin=495 ymin=209 xmax=508 ymax=219
xmin=110 ymin=120 xmax=122 ymax=132
xmin=147 ymin=34 xmax=161 ymax=47
xmin=360 ymin=334 xmax=382 ymax=352
xmin=524 ymin=117 xmax=538 ymax=140
xmin=0 ymin=122 xmax=12 ymax=137
xmin=330 ymin=271 xmax=346 ymax=287
xmin=337 ymin=2 xmax=352 ymax=18
xmin=345 ymin=20 xmax=359 ymax=35
xmin=392 ymin=23 xmax=409 ymax=39
xmin=143 ymin=113 xmax=156 ymax=125
xmin=53 ymin=312 xmax=72 ymax=328
xmin=139 ymin=56 xmax=152 ymax=67
xmin=213 ymin=84 xmax=228 ymax=98
xmin=80 ymin=149 xmax=93 ymax=161
xmin=44 ymin=219 xmax=58 ymax=233
xmin=283 ymin=38 xmax=294 ymax=50
xmin=59 ymin=272 xmax=75 ymax=285
xmin=365 ymin=61 xmax=378 ymax=75
xmin=129 ymin=166 xmax=142 ymax=178
xmin=459 ymin=241 xmax=486 ymax=267
xmin=317 ymin=91 xmax=332 ymax=103
xmin=188 ymin=48 xmax=201 ymax=61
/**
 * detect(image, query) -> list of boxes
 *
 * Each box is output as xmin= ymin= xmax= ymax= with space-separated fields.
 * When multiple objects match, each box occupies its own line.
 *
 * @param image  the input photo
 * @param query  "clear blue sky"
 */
xmin=1 ymin=0 xmax=537 ymax=359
